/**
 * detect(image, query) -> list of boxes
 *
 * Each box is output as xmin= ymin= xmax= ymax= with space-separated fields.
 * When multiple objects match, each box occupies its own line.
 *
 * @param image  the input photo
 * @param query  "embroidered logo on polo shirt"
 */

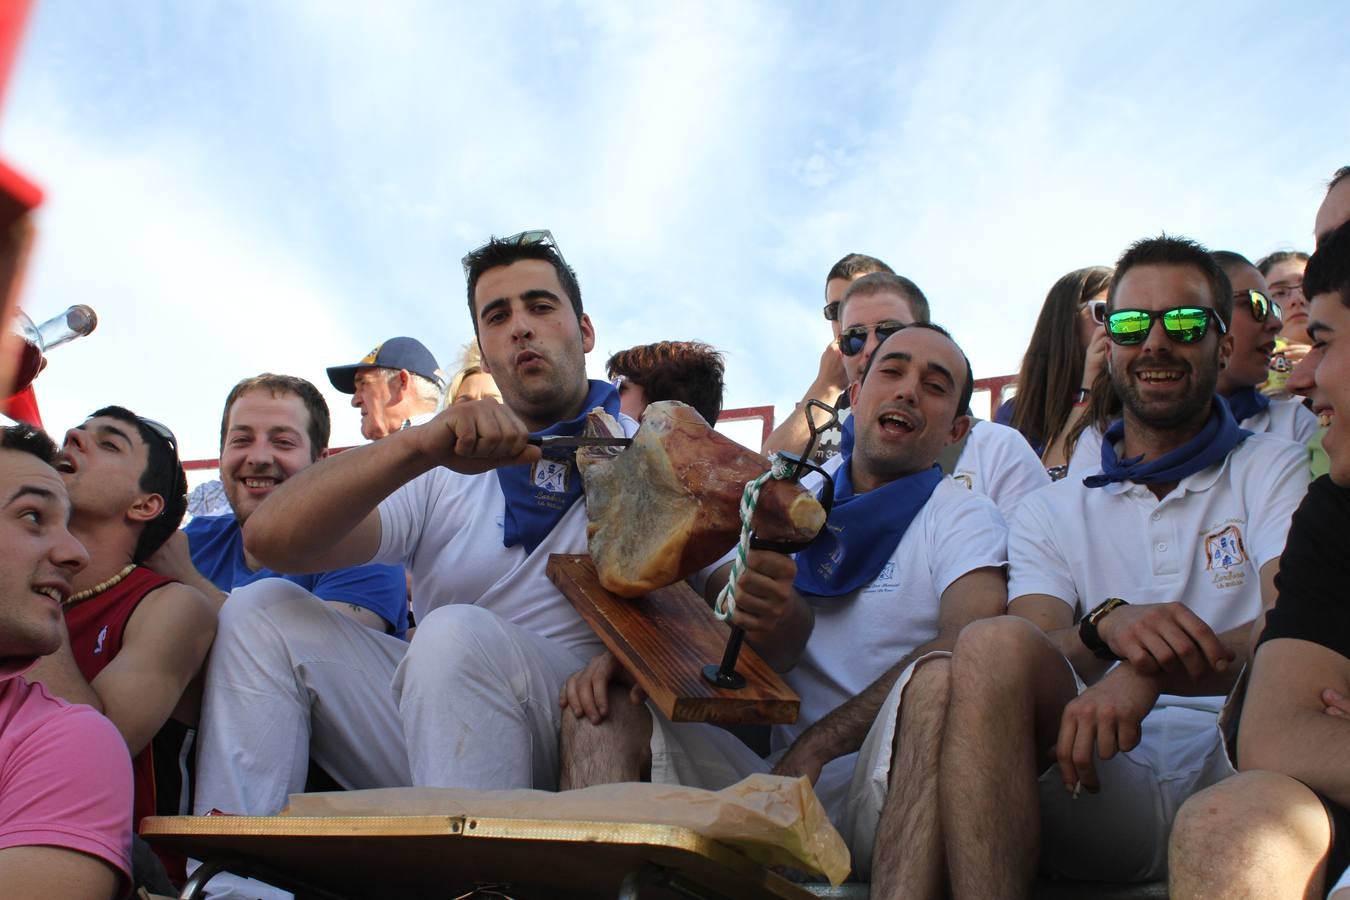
xmin=1204 ymin=524 xmax=1249 ymax=589
xmin=532 ymin=459 xmax=570 ymax=493
xmin=953 ymin=473 xmax=974 ymax=490
xmin=94 ymin=624 xmax=109 ymax=656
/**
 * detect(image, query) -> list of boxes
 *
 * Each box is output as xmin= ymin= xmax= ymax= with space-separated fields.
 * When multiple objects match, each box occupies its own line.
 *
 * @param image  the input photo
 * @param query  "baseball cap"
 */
xmin=326 ymin=336 xmax=444 ymax=394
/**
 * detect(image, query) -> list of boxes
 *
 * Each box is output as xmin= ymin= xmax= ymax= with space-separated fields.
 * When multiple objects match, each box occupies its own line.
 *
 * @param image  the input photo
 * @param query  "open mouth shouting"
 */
xmin=877 ymin=407 xmax=920 ymax=436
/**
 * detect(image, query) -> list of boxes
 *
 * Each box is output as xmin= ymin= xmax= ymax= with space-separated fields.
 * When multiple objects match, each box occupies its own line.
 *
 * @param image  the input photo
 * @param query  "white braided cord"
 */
xmin=712 ymin=454 xmax=796 ymax=621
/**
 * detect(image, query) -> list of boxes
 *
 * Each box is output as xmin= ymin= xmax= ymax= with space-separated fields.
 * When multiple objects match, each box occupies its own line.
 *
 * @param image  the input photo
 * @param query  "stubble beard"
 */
xmin=1113 ymin=358 xmax=1219 ymax=435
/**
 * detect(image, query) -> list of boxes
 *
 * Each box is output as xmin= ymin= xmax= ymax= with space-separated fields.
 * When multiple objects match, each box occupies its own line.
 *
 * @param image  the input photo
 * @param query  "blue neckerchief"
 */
xmin=1083 ymin=398 xmax=1251 ymax=489
xmin=1222 ymin=386 xmax=1270 ymax=425
xmin=497 ymin=380 xmax=620 ymax=553
xmin=794 ymin=458 xmax=943 ymax=598
xmin=839 ymin=415 xmax=856 ymax=456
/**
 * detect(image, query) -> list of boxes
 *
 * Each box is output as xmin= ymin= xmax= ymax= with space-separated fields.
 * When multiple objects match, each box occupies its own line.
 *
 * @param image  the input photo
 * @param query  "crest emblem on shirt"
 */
xmin=1205 ymin=525 xmax=1248 ymax=570
xmin=953 ymin=473 xmax=974 ymax=490
xmin=531 ymin=459 xmax=570 ymax=493
xmin=1204 ymin=525 xmax=1249 ymax=589
xmin=94 ymin=624 xmax=109 ymax=656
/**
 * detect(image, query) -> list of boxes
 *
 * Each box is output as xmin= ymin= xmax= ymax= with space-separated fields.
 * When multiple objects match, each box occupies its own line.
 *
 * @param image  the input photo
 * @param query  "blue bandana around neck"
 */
xmin=794 ymin=456 xmax=943 ymax=598
xmin=1222 ymin=386 xmax=1270 ymax=425
xmin=1083 ymin=397 xmax=1251 ymax=489
xmin=497 ymin=380 xmax=620 ymax=554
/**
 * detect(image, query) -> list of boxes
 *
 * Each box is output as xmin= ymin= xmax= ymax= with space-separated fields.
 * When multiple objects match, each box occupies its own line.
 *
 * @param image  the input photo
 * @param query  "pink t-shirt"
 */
xmin=0 ymin=658 xmax=132 ymax=889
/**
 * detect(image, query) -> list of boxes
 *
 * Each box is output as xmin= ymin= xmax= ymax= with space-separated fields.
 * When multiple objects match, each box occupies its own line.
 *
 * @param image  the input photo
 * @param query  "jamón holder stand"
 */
xmin=702 ymin=400 xmax=840 ymax=689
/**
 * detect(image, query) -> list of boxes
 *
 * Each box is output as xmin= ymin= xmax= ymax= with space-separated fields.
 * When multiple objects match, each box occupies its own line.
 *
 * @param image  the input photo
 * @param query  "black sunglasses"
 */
xmin=460 ymin=229 xmax=561 ymax=275
xmin=823 ymin=301 xmax=841 ymax=321
xmin=838 ymin=320 xmax=907 ymax=356
xmin=137 ymin=416 xmax=178 ymax=453
xmin=1236 ymin=289 xmax=1281 ymax=324
xmin=1105 ymin=307 xmax=1228 ymax=346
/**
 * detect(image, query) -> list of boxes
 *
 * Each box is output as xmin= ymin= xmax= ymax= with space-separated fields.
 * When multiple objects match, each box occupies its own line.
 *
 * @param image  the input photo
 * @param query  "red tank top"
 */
xmin=66 ymin=565 xmax=192 ymax=884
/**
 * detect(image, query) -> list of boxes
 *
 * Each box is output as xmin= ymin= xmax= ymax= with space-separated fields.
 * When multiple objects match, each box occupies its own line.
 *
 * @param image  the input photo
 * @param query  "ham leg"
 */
xmin=580 ymin=401 xmax=826 ymax=598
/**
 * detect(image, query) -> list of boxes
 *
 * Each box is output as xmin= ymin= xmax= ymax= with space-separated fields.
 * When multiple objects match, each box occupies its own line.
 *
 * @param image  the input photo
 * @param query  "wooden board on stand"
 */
xmin=546 ymin=554 xmax=799 ymax=725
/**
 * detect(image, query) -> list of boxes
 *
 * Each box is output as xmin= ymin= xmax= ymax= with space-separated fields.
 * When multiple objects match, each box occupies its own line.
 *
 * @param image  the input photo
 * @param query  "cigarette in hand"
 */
xmin=1071 ymin=780 xmax=1083 ymax=800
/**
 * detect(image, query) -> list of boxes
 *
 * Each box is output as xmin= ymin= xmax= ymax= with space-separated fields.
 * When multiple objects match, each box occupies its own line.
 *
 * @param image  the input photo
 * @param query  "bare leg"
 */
xmin=1170 ymin=771 xmax=1331 ymax=900
xmin=941 ymin=616 xmax=1077 ymax=900
xmin=871 ymin=657 xmax=951 ymax=900
xmin=559 ymin=686 xmax=653 ymax=790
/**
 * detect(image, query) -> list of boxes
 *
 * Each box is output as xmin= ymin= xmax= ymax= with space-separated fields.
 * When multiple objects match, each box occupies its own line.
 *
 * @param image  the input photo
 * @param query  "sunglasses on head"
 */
xmin=1105 ymin=306 xmax=1228 ymax=346
xmin=460 ymin=229 xmax=561 ymax=276
xmin=838 ymin=320 xmax=907 ymax=356
xmin=136 ymin=416 xmax=177 ymax=451
xmin=1236 ymin=289 xmax=1281 ymax=324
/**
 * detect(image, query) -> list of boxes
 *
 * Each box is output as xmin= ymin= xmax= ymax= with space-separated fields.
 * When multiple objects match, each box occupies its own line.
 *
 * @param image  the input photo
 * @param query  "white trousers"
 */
xmin=192 ymin=578 xmax=587 ymax=899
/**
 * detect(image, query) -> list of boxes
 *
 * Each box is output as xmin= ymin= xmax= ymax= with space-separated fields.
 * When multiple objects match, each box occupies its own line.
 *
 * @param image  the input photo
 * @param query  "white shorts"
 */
xmin=838 ymin=652 xmax=948 ymax=879
xmin=1036 ymin=696 xmax=1236 ymax=883
xmin=649 ymin=652 xmax=950 ymax=882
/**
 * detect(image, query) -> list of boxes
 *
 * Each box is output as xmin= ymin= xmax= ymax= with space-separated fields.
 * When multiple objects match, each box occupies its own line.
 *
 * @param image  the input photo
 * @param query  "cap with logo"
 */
xmin=326 ymin=336 xmax=444 ymax=394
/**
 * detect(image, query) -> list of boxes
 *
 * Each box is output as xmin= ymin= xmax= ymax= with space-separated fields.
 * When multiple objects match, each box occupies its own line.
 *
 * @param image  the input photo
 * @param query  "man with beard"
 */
xmin=192 ymin=232 xmax=631 ymax=898
xmin=936 ymin=236 xmax=1309 ymax=898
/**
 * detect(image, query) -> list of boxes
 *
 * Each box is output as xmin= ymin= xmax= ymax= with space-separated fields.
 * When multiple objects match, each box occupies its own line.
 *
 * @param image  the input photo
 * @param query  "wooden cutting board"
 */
xmin=547 ymin=554 xmax=799 ymax=725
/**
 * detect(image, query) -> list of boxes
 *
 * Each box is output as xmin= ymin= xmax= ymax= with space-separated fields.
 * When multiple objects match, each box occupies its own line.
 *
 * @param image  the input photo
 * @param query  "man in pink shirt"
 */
xmin=0 ymin=423 xmax=133 ymax=899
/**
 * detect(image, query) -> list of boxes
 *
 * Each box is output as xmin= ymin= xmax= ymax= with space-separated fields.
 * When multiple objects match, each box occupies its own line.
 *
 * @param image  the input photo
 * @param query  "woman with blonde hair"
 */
xmin=447 ymin=340 xmax=502 ymax=405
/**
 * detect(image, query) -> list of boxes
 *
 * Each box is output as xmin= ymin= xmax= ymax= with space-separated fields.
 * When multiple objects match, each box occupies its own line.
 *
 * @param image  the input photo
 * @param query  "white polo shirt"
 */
xmin=777 ymin=477 xmax=1007 ymax=752
xmin=824 ymin=419 xmax=1049 ymax=522
xmin=375 ymin=413 xmax=638 ymax=656
xmin=1067 ymin=399 xmax=1313 ymax=481
xmin=1010 ymin=432 xmax=1308 ymax=636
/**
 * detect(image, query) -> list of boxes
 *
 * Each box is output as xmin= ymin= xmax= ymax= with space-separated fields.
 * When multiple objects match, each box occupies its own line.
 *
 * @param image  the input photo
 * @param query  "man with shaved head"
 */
xmin=560 ymin=323 xmax=1009 ymax=895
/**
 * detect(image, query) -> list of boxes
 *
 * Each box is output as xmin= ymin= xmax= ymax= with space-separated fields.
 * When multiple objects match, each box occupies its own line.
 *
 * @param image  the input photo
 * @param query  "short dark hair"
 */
xmin=463 ymin=236 xmax=582 ymax=334
xmin=825 ymin=253 xmax=894 ymax=288
xmin=1 ymin=423 xmax=58 ymax=464
xmin=1330 ymin=166 xmax=1350 ymax=193
xmin=606 ymin=341 xmax=726 ymax=425
xmin=1255 ymin=249 xmax=1309 ymax=277
xmin=1108 ymin=235 xmax=1233 ymax=327
xmin=1304 ymin=219 xmax=1350 ymax=309
xmin=859 ymin=322 xmax=974 ymax=421
xmin=220 ymin=374 xmax=330 ymax=459
xmin=839 ymin=272 xmax=932 ymax=324
xmin=88 ymin=405 xmax=187 ymax=563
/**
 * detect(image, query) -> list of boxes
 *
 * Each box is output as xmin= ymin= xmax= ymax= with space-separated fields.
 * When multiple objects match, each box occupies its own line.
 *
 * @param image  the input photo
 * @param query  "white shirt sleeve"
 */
xmin=375 ymin=469 xmax=444 ymax=566
xmin=1006 ymin=490 xmax=1079 ymax=615
xmin=1243 ymin=436 xmax=1311 ymax=568
xmin=964 ymin=422 xmax=1052 ymax=521
xmin=931 ymin=486 xmax=1009 ymax=597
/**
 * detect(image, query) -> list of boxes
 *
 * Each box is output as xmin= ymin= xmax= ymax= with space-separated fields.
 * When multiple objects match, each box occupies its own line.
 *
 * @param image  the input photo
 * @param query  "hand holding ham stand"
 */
xmin=702 ymin=399 xmax=839 ymax=689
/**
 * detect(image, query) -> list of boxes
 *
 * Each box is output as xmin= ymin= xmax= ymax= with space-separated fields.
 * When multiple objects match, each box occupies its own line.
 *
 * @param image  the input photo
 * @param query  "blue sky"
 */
xmin=6 ymin=1 xmax=1348 ymax=463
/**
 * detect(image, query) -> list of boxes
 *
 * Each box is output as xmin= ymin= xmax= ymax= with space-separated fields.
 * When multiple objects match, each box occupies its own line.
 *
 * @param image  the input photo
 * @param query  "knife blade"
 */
xmin=527 ymin=435 xmax=633 ymax=449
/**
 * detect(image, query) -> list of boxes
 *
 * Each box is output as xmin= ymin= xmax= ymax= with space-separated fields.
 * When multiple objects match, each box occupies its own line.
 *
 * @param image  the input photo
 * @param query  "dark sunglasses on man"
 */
xmin=460 ymin=229 xmax=562 ymax=275
xmin=838 ymin=320 xmax=908 ymax=356
xmin=1234 ymin=288 xmax=1281 ymax=324
xmin=1105 ymin=306 xmax=1228 ymax=346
